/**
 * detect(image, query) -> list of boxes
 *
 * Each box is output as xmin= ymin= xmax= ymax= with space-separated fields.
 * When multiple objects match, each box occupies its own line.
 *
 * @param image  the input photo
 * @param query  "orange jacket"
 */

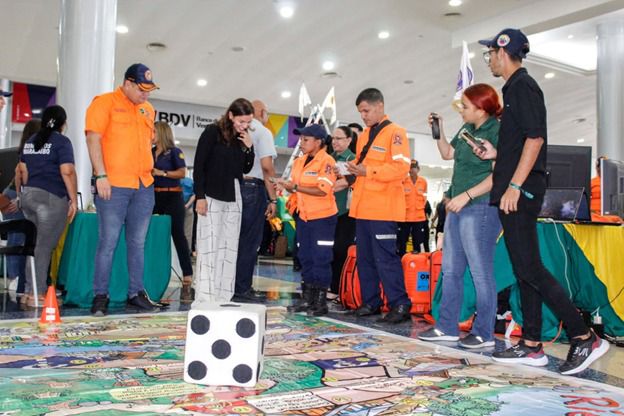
xmin=590 ymin=176 xmax=623 ymax=223
xmin=291 ymin=148 xmax=337 ymax=221
xmin=404 ymin=175 xmax=428 ymax=222
xmin=85 ymin=87 xmax=155 ymax=189
xmin=349 ymin=116 xmax=411 ymax=221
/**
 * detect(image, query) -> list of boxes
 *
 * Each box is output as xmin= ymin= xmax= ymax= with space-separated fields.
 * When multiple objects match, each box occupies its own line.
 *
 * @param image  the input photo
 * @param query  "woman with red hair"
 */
xmin=419 ymin=83 xmax=502 ymax=349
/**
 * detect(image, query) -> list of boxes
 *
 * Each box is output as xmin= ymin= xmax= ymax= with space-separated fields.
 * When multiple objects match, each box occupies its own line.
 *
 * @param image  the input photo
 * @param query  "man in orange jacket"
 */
xmin=346 ymin=88 xmax=412 ymax=324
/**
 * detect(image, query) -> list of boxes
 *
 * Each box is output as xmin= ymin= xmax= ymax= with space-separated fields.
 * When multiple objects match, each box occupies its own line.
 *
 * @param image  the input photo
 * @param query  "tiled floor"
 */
xmin=2 ymin=255 xmax=624 ymax=388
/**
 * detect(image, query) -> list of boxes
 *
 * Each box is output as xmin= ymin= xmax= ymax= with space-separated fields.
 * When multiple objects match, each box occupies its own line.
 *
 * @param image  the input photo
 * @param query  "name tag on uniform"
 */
xmin=304 ymin=171 xmax=318 ymax=176
xmin=372 ymin=145 xmax=386 ymax=153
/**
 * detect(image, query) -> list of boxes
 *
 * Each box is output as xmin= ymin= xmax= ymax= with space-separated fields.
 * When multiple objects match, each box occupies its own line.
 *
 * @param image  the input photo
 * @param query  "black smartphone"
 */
xmin=431 ymin=113 xmax=440 ymax=140
xmin=460 ymin=130 xmax=487 ymax=152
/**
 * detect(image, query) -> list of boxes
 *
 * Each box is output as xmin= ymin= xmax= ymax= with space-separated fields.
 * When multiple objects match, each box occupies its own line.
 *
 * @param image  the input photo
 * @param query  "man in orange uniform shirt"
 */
xmin=346 ymin=88 xmax=412 ymax=324
xmin=397 ymin=160 xmax=429 ymax=256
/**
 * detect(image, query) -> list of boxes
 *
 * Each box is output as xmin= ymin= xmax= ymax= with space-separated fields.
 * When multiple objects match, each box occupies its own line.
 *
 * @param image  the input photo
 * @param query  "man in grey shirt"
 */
xmin=232 ymin=100 xmax=278 ymax=302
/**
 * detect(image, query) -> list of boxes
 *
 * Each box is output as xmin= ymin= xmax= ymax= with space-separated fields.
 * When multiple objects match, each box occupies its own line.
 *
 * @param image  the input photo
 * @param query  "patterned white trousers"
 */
xmin=193 ymin=180 xmax=242 ymax=304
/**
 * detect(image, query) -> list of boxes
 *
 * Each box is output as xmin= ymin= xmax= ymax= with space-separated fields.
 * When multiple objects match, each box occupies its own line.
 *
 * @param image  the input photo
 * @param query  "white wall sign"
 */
xmin=151 ymin=98 xmax=225 ymax=141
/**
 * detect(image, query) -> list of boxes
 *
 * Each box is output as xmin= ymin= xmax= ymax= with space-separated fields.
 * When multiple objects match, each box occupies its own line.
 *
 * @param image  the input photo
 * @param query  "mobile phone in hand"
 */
xmin=460 ymin=130 xmax=487 ymax=153
xmin=431 ymin=113 xmax=440 ymax=140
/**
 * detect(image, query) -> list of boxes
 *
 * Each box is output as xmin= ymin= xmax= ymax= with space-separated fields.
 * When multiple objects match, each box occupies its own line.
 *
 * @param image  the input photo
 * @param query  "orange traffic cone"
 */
xmin=39 ymin=286 xmax=61 ymax=325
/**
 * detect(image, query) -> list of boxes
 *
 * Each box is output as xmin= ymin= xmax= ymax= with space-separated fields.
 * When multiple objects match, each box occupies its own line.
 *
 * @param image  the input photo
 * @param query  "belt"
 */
xmin=154 ymin=186 xmax=182 ymax=192
xmin=243 ymin=177 xmax=264 ymax=184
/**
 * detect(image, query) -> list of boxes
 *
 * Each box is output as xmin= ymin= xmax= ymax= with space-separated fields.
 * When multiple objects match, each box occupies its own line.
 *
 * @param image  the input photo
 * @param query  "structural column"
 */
xmin=596 ymin=19 xmax=624 ymax=162
xmin=58 ymin=0 xmax=117 ymax=208
xmin=0 ymin=79 xmax=11 ymax=149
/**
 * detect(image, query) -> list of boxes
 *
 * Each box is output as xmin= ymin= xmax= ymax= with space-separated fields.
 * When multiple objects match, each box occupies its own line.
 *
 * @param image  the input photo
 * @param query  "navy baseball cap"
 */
xmin=293 ymin=124 xmax=327 ymax=140
xmin=124 ymin=63 xmax=159 ymax=92
xmin=0 ymin=90 xmax=12 ymax=97
xmin=479 ymin=28 xmax=530 ymax=59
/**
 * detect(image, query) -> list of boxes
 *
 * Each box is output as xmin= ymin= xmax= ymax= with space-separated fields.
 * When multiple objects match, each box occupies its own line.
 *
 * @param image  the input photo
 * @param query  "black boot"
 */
xmin=308 ymin=287 xmax=328 ymax=316
xmin=287 ymin=284 xmax=314 ymax=312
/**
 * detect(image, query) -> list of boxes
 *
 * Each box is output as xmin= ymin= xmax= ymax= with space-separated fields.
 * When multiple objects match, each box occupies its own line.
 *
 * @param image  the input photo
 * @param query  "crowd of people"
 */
xmin=0 ymin=27 xmax=610 ymax=377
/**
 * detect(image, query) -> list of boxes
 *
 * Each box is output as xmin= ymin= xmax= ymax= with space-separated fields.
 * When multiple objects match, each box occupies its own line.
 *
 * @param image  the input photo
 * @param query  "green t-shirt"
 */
xmin=447 ymin=116 xmax=499 ymax=204
xmin=331 ymin=148 xmax=356 ymax=216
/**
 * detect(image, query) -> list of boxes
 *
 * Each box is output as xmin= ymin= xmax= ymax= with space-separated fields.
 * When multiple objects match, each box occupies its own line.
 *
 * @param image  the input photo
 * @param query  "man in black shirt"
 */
xmin=476 ymin=28 xmax=608 ymax=375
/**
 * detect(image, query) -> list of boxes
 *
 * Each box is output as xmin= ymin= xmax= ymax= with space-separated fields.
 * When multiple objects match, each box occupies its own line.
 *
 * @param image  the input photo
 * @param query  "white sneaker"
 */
xmin=8 ymin=278 xmax=18 ymax=292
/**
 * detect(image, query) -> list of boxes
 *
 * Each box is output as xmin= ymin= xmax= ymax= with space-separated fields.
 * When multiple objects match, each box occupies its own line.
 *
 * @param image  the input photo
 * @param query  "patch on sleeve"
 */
xmin=325 ymin=164 xmax=332 ymax=175
xmin=393 ymin=134 xmax=403 ymax=145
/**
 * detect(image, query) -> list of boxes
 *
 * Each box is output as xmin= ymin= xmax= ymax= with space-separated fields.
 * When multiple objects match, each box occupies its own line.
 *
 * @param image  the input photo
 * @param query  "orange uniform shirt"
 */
xmin=291 ymin=148 xmax=337 ymax=221
xmin=590 ymin=175 xmax=623 ymax=223
xmin=404 ymin=175 xmax=428 ymax=222
xmin=349 ymin=116 xmax=411 ymax=222
xmin=85 ymin=87 xmax=155 ymax=189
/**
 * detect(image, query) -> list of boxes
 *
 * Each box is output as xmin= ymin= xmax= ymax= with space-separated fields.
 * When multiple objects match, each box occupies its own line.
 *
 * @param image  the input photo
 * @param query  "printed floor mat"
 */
xmin=0 ymin=309 xmax=623 ymax=415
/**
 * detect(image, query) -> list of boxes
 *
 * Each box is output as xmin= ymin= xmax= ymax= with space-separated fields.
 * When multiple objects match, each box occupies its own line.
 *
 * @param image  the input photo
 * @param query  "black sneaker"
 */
xmin=418 ymin=327 xmax=460 ymax=342
xmin=127 ymin=291 xmax=158 ymax=312
xmin=559 ymin=332 xmax=610 ymax=375
xmin=459 ymin=334 xmax=495 ymax=349
xmin=376 ymin=304 xmax=411 ymax=324
xmin=90 ymin=294 xmax=109 ymax=317
xmin=231 ymin=290 xmax=266 ymax=304
xmin=491 ymin=340 xmax=548 ymax=366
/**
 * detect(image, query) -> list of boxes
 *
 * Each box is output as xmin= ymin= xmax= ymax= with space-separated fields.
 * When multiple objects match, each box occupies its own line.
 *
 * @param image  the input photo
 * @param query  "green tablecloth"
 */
xmin=58 ymin=212 xmax=171 ymax=307
xmin=432 ymin=222 xmax=624 ymax=338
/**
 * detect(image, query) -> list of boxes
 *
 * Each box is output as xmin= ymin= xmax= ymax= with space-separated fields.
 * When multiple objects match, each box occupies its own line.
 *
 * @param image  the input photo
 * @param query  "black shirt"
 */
xmin=491 ymin=68 xmax=548 ymax=203
xmin=193 ymin=124 xmax=254 ymax=202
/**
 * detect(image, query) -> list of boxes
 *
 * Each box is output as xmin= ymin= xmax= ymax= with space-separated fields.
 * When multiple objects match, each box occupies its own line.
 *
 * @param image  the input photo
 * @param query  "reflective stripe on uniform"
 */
xmin=317 ymin=240 xmax=335 ymax=246
xmin=392 ymin=154 xmax=411 ymax=164
xmin=375 ymin=234 xmax=397 ymax=240
xmin=318 ymin=176 xmax=334 ymax=186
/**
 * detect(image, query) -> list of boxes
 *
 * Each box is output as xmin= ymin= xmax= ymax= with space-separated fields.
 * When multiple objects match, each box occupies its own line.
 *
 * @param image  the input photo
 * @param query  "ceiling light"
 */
xmin=279 ymin=6 xmax=294 ymax=18
xmin=544 ymin=72 xmax=555 ymax=79
xmin=378 ymin=31 xmax=390 ymax=39
xmin=281 ymin=90 xmax=292 ymax=99
xmin=31 ymin=109 xmax=42 ymax=115
xmin=322 ymin=61 xmax=335 ymax=71
xmin=448 ymin=0 xmax=462 ymax=6
xmin=567 ymin=34 xmax=574 ymax=39
xmin=175 ymin=140 xmax=181 ymax=145
xmin=577 ymin=138 xmax=585 ymax=143
xmin=468 ymin=51 xmax=475 ymax=59
xmin=116 ymin=25 xmax=129 ymax=34
xmin=197 ymin=79 xmax=207 ymax=87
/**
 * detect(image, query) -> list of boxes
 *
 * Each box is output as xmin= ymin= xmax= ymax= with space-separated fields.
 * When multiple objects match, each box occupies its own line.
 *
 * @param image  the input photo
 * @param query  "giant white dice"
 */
xmin=183 ymin=302 xmax=267 ymax=387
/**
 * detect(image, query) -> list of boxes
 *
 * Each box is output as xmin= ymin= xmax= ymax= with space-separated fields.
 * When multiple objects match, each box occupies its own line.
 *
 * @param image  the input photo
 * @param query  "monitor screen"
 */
xmin=0 ymin=147 xmax=19 ymax=191
xmin=546 ymin=145 xmax=592 ymax=209
xmin=600 ymin=158 xmax=624 ymax=218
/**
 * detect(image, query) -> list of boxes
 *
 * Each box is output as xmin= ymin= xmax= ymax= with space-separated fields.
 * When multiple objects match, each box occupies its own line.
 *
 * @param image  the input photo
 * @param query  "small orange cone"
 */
xmin=39 ymin=286 xmax=61 ymax=325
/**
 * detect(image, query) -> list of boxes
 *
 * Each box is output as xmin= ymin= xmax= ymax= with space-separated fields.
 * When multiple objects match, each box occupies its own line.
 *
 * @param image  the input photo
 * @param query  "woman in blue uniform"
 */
xmin=152 ymin=121 xmax=194 ymax=301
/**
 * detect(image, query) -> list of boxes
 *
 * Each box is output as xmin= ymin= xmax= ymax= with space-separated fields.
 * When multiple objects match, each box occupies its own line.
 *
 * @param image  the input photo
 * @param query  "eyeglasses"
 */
xmin=483 ymin=49 xmax=498 ymax=64
xmin=332 ymin=136 xmax=349 ymax=141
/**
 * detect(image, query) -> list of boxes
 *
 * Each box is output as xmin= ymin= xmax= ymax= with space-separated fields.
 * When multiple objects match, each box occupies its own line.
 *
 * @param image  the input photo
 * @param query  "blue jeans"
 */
xmin=296 ymin=215 xmax=337 ymax=289
xmin=356 ymin=219 xmax=411 ymax=308
xmin=234 ymin=178 xmax=268 ymax=295
xmin=437 ymin=200 xmax=501 ymax=340
xmin=93 ymin=183 xmax=155 ymax=298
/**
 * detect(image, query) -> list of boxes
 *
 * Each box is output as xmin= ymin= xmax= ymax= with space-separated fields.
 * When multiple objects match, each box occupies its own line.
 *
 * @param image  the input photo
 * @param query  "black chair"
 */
xmin=0 ymin=219 xmax=38 ymax=307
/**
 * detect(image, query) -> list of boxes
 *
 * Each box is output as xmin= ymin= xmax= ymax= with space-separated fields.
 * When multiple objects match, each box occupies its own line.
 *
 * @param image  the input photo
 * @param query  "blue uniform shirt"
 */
xmin=20 ymin=131 xmax=75 ymax=198
xmin=153 ymin=147 xmax=186 ymax=187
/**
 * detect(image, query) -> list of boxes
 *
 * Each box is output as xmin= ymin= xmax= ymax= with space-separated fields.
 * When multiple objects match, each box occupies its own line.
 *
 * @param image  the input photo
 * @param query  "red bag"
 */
xmin=402 ymin=252 xmax=432 ymax=314
xmin=339 ymin=245 xmax=389 ymax=311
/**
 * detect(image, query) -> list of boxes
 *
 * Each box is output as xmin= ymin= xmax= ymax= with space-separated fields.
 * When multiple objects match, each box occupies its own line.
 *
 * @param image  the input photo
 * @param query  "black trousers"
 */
xmin=330 ymin=213 xmax=356 ymax=294
xmin=154 ymin=191 xmax=193 ymax=277
xmin=397 ymin=220 xmax=429 ymax=256
xmin=499 ymin=196 xmax=588 ymax=341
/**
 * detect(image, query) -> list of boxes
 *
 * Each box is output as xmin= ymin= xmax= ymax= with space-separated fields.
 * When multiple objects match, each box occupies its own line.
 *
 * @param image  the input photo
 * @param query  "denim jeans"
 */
xmin=499 ymin=196 xmax=588 ymax=341
xmin=93 ymin=183 xmax=154 ymax=298
xmin=234 ymin=178 xmax=268 ymax=295
xmin=437 ymin=200 xmax=501 ymax=340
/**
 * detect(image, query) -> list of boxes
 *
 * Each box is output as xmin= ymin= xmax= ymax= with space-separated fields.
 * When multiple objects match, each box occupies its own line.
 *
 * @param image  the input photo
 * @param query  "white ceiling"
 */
xmin=1 ymin=0 xmax=623 ymax=151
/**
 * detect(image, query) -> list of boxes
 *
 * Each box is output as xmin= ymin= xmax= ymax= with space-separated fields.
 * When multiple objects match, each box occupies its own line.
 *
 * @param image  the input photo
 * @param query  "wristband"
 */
xmin=292 ymin=184 xmax=298 ymax=193
xmin=465 ymin=190 xmax=473 ymax=201
xmin=269 ymin=199 xmax=277 ymax=204
xmin=509 ymin=182 xmax=534 ymax=199
xmin=95 ymin=174 xmax=107 ymax=180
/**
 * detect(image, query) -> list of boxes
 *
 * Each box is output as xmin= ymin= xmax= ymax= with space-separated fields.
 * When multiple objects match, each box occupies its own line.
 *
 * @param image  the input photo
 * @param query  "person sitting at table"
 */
xmin=590 ymin=156 xmax=623 ymax=224
xmin=151 ymin=121 xmax=194 ymax=302
xmin=15 ymin=105 xmax=78 ymax=308
xmin=193 ymin=98 xmax=255 ymax=303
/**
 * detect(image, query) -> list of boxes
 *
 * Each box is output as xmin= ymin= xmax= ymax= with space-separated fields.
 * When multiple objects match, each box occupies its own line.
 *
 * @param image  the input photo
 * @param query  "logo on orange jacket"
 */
xmin=393 ymin=135 xmax=403 ymax=145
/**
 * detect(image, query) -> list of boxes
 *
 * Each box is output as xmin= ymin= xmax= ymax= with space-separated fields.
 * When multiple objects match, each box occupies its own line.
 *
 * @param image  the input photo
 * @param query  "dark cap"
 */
xmin=293 ymin=124 xmax=327 ymax=140
xmin=410 ymin=160 xmax=420 ymax=169
xmin=478 ymin=28 xmax=530 ymax=58
xmin=0 ymin=90 xmax=12 ymax=97
xmin=124 ymin=63 xmax=159 ymax=92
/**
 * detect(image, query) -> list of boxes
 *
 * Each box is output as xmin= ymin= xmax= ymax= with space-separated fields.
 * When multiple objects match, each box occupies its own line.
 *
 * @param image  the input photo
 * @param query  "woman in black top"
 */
xmin=193 ymin=98 xmax=254 ymax=303
xmin=152 ymin=121 xmax=194 ymax=302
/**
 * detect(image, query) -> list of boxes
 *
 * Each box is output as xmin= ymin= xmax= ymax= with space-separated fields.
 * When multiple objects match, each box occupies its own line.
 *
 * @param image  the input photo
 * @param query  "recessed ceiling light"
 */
xmin=568 ymin=34 xmax=574 ymax=39
xmin=279 ymin=5 xmax=294 ymax=18
xmin=116 ymin=25 xmax=129 ymax=34
xmin=449 ymin=0 xmax=462 ymax=6
xmin=544 ymin=72 xmax=555 ymax=79
xmin=31 ymin=109 xmax=42 ymax=115
xmin=322 ymin=61 xmax=335 ymax=71
xmin=468 ymin=51 xmax=475 ymax=59
xmin=281 ymin=90 xmax=292 ymax=99
xmin=197 ymin=79 xmax=207 ymax=87
xmin=577 ymin=138 xmax=585 ymax=143
xmin=378 ymin=31 xmax=390 ymax=39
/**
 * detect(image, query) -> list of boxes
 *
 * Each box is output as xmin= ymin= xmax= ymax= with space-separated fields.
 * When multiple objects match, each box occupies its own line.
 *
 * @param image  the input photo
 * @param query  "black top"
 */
xmin=193 ymin=124 xmax=254 ymax=202
xmin=491 ymin=68 xmax=548 ymax=203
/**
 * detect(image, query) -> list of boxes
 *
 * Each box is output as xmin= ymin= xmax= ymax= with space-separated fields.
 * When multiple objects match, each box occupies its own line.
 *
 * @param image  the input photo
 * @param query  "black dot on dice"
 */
xmin=187 ymin=361 xmax=207 ymax=380
xmin=233 ymin=364 xmax=253 ymax=384
xmin=236 ymin=318 xmax=256 ymax=338
xmin=190 ymin=315 xmax=210 ymax=335
xmin=212 ymin=339 xmax=231 ymax=359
